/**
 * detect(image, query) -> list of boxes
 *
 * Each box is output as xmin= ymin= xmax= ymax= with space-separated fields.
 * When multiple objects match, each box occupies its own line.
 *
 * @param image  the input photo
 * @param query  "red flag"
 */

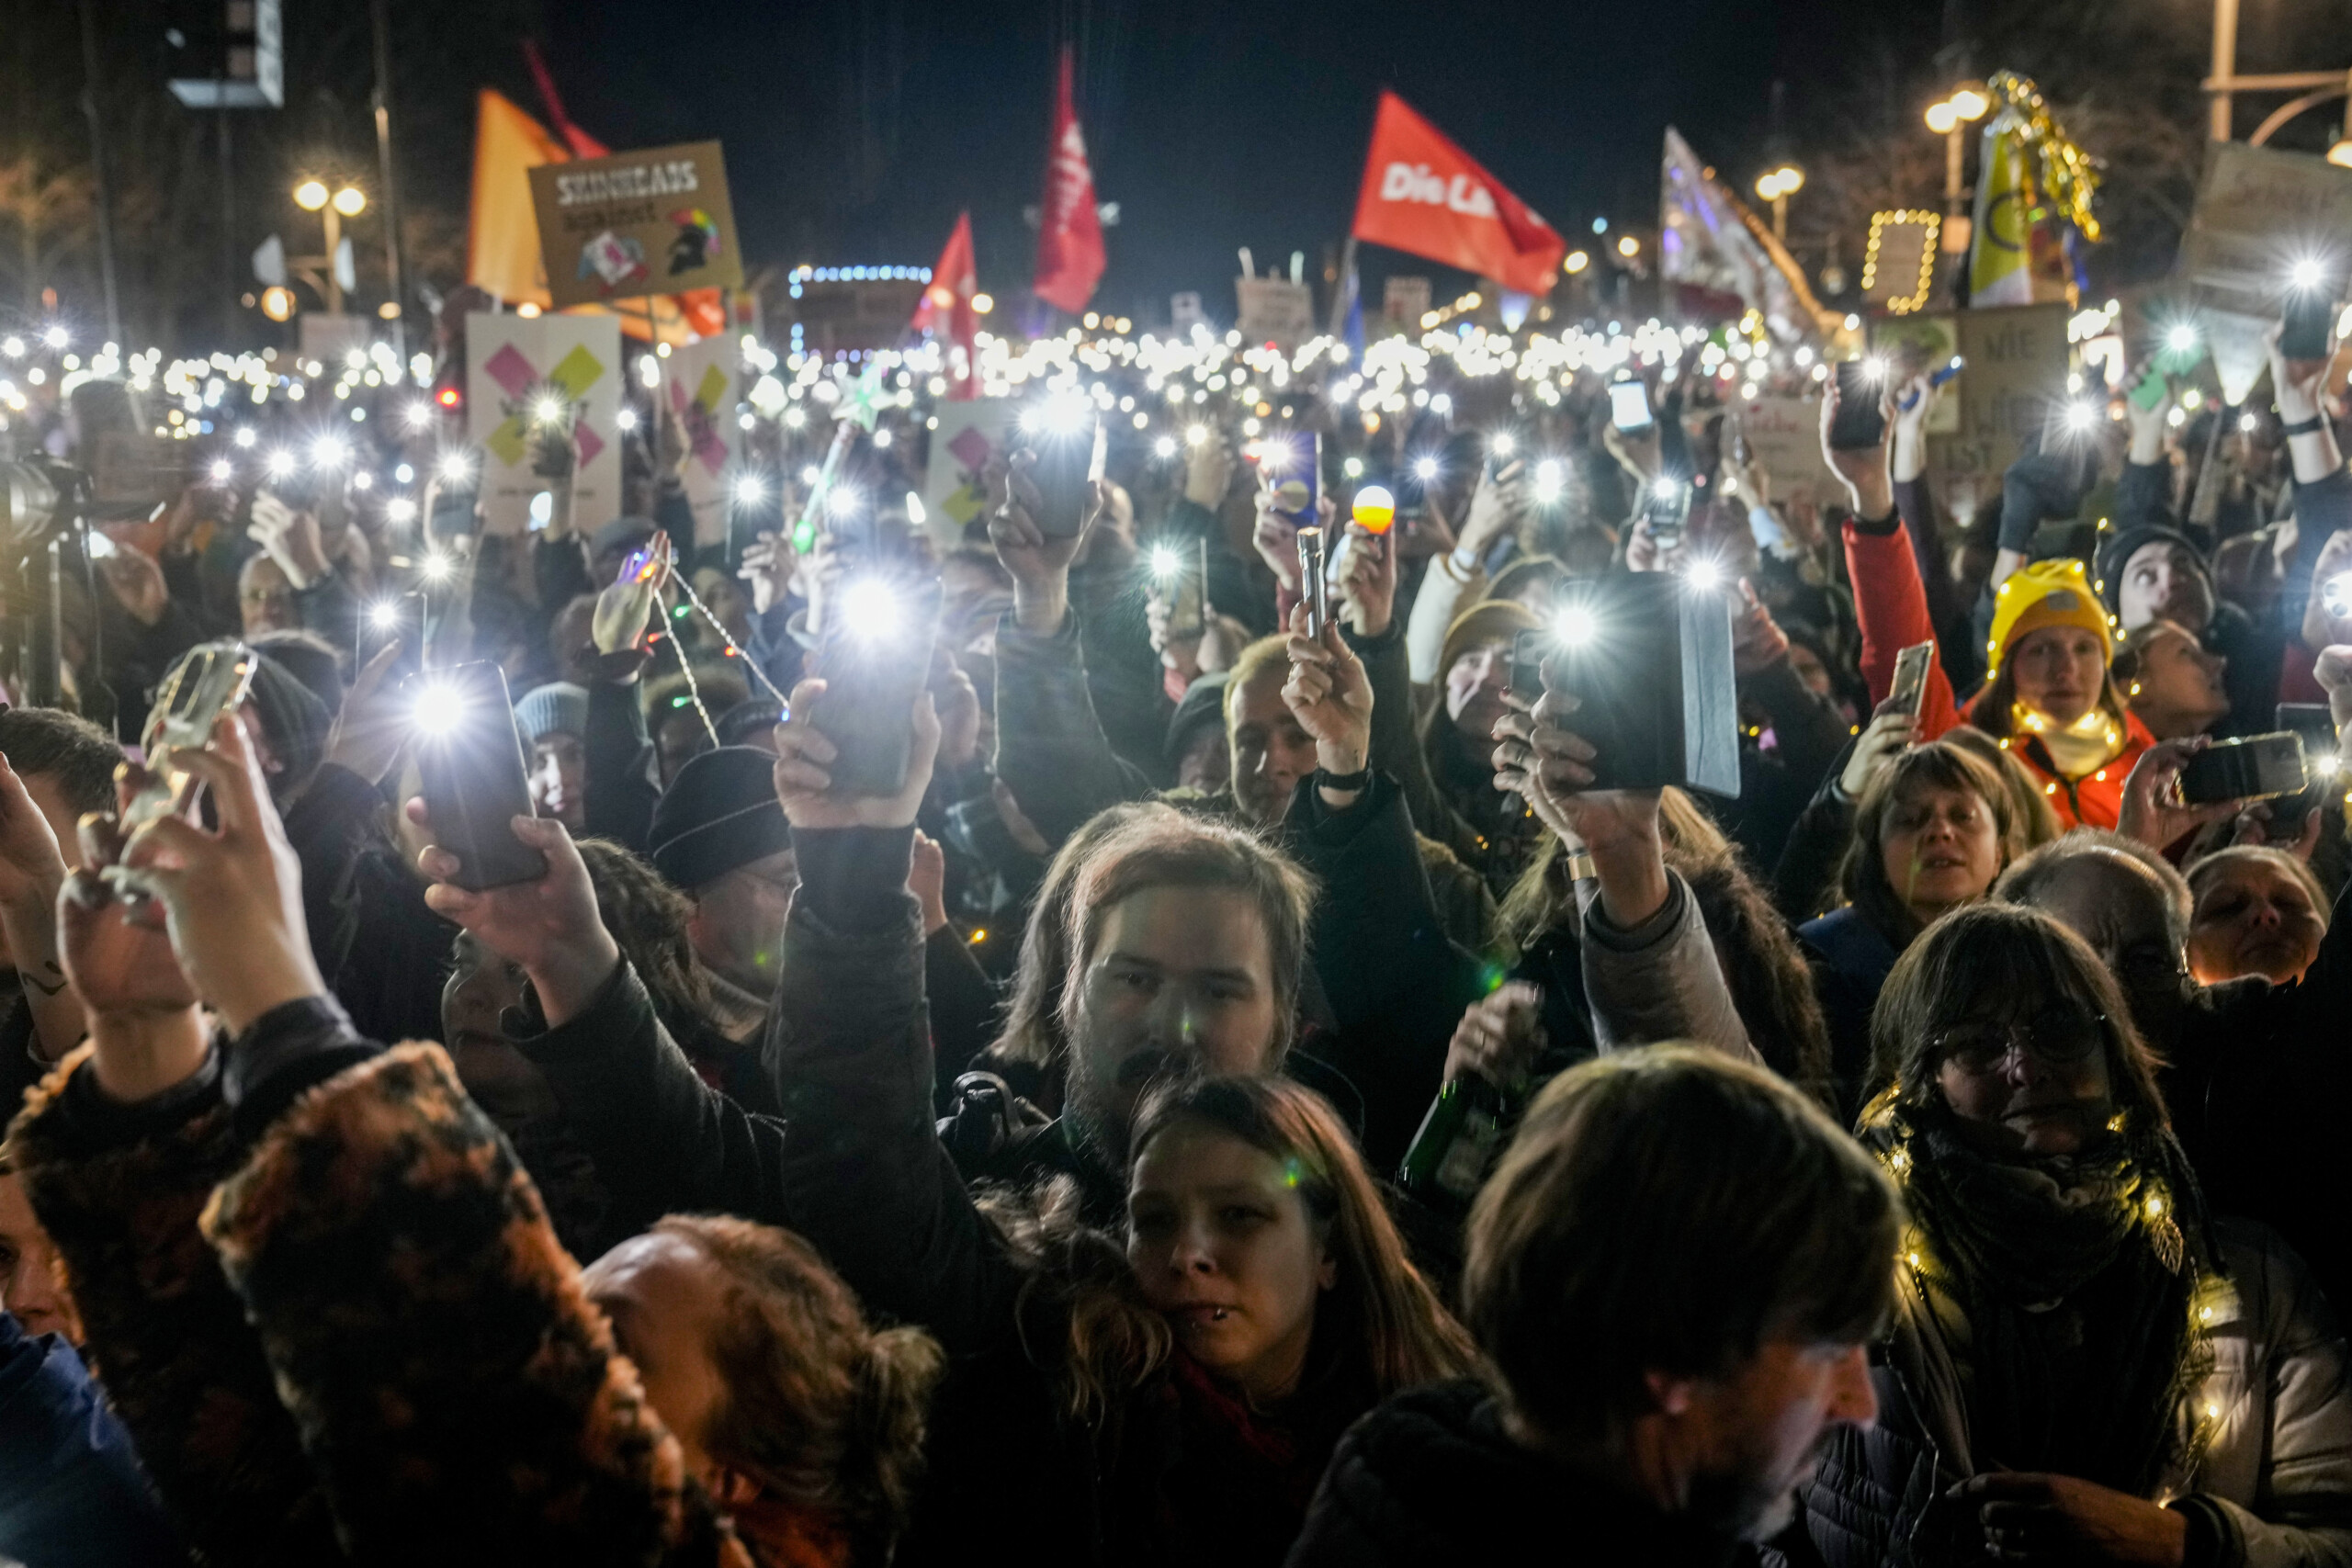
xmin=914 ymin=211 xmax=980 ymax=400
xmin=1034 ymin=50 xmax=1106 ymax=314
xmin=1350 ymin=92 xmax=1565 ymax=297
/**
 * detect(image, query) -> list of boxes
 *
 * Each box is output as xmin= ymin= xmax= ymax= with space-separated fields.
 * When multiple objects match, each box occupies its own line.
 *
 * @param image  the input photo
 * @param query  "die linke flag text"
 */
xmin=1350 ymin=92 xmax=1566 ymax=297
xmin=1034 ymin=49 xmax=1107 ymax=314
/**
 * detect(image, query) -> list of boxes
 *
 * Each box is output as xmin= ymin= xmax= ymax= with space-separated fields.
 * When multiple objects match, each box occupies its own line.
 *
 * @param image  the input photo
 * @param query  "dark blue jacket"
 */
xmin=0 ymin=1312 xmax=184 ymax=1567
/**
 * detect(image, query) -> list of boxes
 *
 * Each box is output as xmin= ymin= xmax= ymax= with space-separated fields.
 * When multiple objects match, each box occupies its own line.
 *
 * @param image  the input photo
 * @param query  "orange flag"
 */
xmin=1350 ymin=92 xmax=1565 ymax=297
xmin=1034 ymin=50 xmax=1106 ymax=315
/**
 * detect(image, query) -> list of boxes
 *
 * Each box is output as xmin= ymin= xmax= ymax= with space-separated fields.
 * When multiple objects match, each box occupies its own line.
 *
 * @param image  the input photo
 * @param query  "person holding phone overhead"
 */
xmin=1824 ymin=369 xmax=2156 ymax=831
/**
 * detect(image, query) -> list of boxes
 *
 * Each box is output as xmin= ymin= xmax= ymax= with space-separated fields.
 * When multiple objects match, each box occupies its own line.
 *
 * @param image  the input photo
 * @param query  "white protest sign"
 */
xmin=657 ymin=334 xmax=739 ymax=552
xmin=2179 ymin=143 xmax=2352 ymax=403
xmin=922 ymin=399 xmax=1018 ymax=551
xmin=1235 ymin=276 xmax=1314 ymax=349
xmin=467 ymin=311 xmax=625 ymax=537
xmin=1727 ymin=391 xmax=1840 ymax=512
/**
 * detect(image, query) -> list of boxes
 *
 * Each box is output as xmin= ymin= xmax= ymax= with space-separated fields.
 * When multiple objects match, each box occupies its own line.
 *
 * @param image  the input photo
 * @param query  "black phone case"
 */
xmin=1032 ymin=434 xmax=1093 ymax=538
xmin=2283 ymin=294 xmax=2338 ymax=361
xmin=810 ymin=578 xmax=945 ymax=796
xmin=412 ymin=662 xmax=548 ymax=891
xmin=1828 ymin=364 xmax=1887 ymax=450
xmin=2178 ymin=733 xmax=2307 ymax=805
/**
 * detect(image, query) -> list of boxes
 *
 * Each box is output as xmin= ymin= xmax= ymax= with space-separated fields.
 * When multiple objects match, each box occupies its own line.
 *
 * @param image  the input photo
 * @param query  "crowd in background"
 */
xmin=0 ymin=280 xmax=2346 ymax=1568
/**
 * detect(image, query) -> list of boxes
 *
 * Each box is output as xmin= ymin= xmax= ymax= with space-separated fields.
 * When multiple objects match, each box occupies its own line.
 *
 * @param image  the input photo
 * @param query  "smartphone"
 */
xmin=2282 ymin=282 xmax=2342 ymax=361
xmin=1297 ymin=526 xmax=1330 ymax=635
xmin=1267 ymin=431 xmax=1322 ymax=526
xmin=1030 ymin=419 xmax=1104 ymax=539
xmin=1484 ymin=432 xmax=1521 ymax=482
xmin=809 ymin=575 xmax=945 ymax=795
xmin=2275 ymin=703 xmax=2341 ymax=818
xmin=408 ymin=661 xmax=548 ymax=891
xmin=428 ymin=480 xmax=481 ymax=539
xmin=1608 ymin=380 xmax=1654 ymax=433
xmin=1828 ymin=361 xmax=1889 ymax=450
xmin=360 ymin=589 xmax=427 ymax=681
xmin=123 ymin=640 xmax=260 ymax=831
xmin=1166 ymin=539 xmax=1207 ymax=641
xmin=1510 ymin=626 xmax=1550 ymax=698
xmin=1887 ymin=640 xmax=1936 ymax=721
xmin=1643 ymin=479 xmax=1691 ymax=549
xmin=2177 ymin=732 xmax=2308 ymax=806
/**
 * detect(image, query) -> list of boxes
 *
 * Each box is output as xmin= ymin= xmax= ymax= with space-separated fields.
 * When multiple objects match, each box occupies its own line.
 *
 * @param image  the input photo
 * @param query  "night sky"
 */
xmin=537 ymin=0 xmax=1946 ymax=321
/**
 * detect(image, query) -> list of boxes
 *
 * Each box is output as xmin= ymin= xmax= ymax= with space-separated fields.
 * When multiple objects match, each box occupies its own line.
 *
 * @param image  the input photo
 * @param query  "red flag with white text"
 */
xmin=1034 ymin=50 xmax=1106 ymax=314
xmin=914 ymin=211 xmax=980 ymax=400
xmin=1350 ymin=92 xmax=1565 ymax=296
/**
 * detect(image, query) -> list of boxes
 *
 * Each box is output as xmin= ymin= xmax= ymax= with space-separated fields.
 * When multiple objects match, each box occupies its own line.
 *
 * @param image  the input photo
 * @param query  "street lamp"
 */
xmin=292 ymin=179 xmax=367 ymax=314
xmin=1755 ymin=164 xmax=1804 ymax=242
xmin=1925 ymin=84 xmax=1992 ymax=248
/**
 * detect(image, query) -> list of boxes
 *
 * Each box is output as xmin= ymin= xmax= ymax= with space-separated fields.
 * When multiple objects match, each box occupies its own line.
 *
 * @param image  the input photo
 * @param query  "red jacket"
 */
xmin=1843 ymin=518 xmax=2153 ymax=831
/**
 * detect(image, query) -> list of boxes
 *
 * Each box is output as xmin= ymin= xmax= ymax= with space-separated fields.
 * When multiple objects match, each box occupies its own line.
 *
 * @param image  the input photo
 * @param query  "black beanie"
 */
xmin=648 ymin=746 xmax=792 ymax=893
xmin=168 ymin=646 xmax=332 ymax=799
xmin=1165 ymin=671 xmax=1231 ymax=770
xmin=2094 ymin=524 xmax=2212 ymax=616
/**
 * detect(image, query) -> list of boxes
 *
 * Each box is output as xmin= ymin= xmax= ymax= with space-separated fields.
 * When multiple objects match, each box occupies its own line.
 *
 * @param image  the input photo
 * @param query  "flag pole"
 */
xmin=1328 ymin=234 xmax=1358 ymax=339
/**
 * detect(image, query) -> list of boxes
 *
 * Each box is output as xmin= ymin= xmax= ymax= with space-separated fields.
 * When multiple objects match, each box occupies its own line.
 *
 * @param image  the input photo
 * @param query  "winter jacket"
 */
xmin=1799 ymin=1220 xmax=2352 ymax=1568
xmin=10 ymin=1014 xmax=757 ymax=1568
xmin=1286 ymin=1379 xmax=1747 ymax=1568
xmin=0 ymin=1310 xmax=185 ymax=1568
xmin=1845 ymin=513 xmax=2154 ymax=830
xmin=1797 ymin=905 xmax=1903 ymax=1124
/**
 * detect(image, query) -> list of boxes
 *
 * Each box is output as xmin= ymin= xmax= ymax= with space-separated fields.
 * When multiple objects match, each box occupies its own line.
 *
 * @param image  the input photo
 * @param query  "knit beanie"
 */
xmin=1985 ymin=558 xmax=2115 ymax=677
xmin=1165 ymin=671 xmax=1231 ymax=769
xmin=514 ymin=682 xmax=591 ymax=745
xmin=183 ymin=647 xmax=330 ymax=798
xmin=2094 ymin=524 xmax=2213 ymax=617
xmin=1438 ymin=600 xmax=1543 ymax=682
xmin=648 ymin=746 xmax=792 ymax=893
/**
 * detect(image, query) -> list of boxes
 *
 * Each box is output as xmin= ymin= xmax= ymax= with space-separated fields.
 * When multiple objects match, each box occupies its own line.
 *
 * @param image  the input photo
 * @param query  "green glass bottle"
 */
xmin=1399 ymin=1075 xmax=1510 ymax=1206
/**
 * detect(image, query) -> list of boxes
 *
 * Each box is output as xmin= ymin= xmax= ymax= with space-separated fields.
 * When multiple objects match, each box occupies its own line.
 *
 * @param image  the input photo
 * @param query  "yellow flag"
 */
xmin=1968 ymin=120 xmax=2035 ymax=306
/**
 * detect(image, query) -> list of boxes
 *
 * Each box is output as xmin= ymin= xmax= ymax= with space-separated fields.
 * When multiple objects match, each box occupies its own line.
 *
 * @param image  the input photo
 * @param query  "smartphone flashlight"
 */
xmin=1150 ymin=544 xmax=1184 ymax=581
xmin=1553 ymin=604 xmax=1600 ymax=648
xmin=2323 ymin=570 xmax=2352 ymax=620
xmin=1489 ymin=432 xmax=1517 ymax=459
xmin=1413 ymin=456 xmax=1440 ymax=480
xmin=409 ymin=678 xmax=466 ymax=736
xmin=733 ymin=474 xmax=766 ymax=505
xmin=1533 ymin=460 xmax=1565 ymax=502
xmin=86 ymin=530 xmax=117 ymax=560
xmin=1684 ymin=558 xmax=1723 ymax=592
xmin=209 ymin=458 xmax=233 ymax=484
xmin=2167 ymin=324 xmax=2199 ymax=353
xmin=837 ymin=577 xmax=904 ymax=642
xmin=368 ymin=600 xmax=402 ymax=631
xmin=2292 ymin=258 xmax=2326 ymax=291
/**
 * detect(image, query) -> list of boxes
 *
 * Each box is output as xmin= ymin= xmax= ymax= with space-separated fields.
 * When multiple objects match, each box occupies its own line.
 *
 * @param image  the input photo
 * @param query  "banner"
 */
xmin=1658 ymin=128 xmax=1832 ymax=347
xmin=922 ymin=399 xmax=1018 ymax=550
xmin=1035 ymin=49 xmax=1106 ymax=314
xmin=1869 ymin=313 xmax=1962 ymax=435
xmin=1726 ymin=394 xmax=1843 ymax=513
xmin=1350 ymin=92 xmax=1564 ymax=296
xmin=466 ymin=311 xmax=624 ymax=538
xmin=527 ymin=141 xmax=743 ymax=308
xmin=912 ymin=212 xmax=979 ymax=400
xmin=1236 ymin=276 xmax=1315 ymax=349
xmin=658 ymin=333 xmax=738 ymax=553
xmin=463 ymin=89 xmax=722 ymax=344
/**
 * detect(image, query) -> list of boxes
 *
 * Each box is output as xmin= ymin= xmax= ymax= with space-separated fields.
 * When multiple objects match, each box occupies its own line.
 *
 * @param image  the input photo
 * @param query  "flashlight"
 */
xmin=873 ymin=428 xmax=893 ymax=449
xmin=404 ymin=402 xmax=435 ymax=431
xmin=1150 ymin=544 xmax=1183 ymax=581
xmin=409 ymin=679 xmax=464 ymax=736
xmin=1684 ymin=558 xmax=1724 ymax=592
xmin=385 ymin=497 xmax=417 ymax=525
xmin=536 ymin=397 xmax=565 ymax=424
xmin=437 ymin=452 xmax=472 ymax=483
xmin=1489 ymin=432 xmax=1517 ymax=459
xmin=1258 ymin=436 xmax=1297 ymax=473
xmin=1153 ymin=435 xmax=1177 ymax=458
xmin=1184 ymin=425 xmax=1208 ymax=447
xmin=312 ymin=436 xmax=349 ymax=469
xmin=353 ymin=471 xmax=373 ymax=491
xmin=368 ymin=601 xmax=401 ymax=630
xmin=209 ymin=458 xmax=233 ymax=483
xmin=40 ymin=326 xmax=66 ymax=350
xmin=1413 ymin=456 xmax=1440 ymax=480
xmin=2166 ymin=324 xmax=2199 ymax=354
xmin=233 ymin=426 xmax=256 ymax=447
xmin=2065 ymin=403 xmax=2098 ymax=434
xmin=837 ymin=577 xmax=903 ymax=641
xmin=733 ymin=473 xmax=766 ymax=506
xmin=1653 ymin=477 xmax=1679 ymax=501
xmin=1861 ymin=356 xmax=1889 ymax=381
xmin=616 ymin=408 xmax=638 ymax=433
xmin=1534 ymin=459 xmax=1565 ymax=502
xmin=2293 ymin=258 xmax=2326 ymax=290
xmin=422 ymin=550 xmax=454 ymax=583
xmin=264 ymin=450 xmax=295 ymax=480
xmin=1554 ymin=605 xmax=1600 ymax=647
xmin=1352 ymin=484 xmax=1396 ymax=533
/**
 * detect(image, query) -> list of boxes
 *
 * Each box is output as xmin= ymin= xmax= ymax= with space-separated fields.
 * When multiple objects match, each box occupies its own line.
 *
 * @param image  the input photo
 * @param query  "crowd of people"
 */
xmin=0 ymin=281 xmax=2346 ymax=1568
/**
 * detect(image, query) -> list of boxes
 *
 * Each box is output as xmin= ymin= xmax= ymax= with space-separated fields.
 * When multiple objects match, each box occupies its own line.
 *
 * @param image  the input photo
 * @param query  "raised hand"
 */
xmin=248 ymin=491 xmax=333 ymax=590
xmin=324 ymin=641 xmax=413 ymax=786
xmin=409 ymin=797 xmax=616 ymax=1028
xmin=103 ymin=715 xmax=323 ymax=1035
xmin=771 ymin=678 xmax=942 ymax=831
xmin=737 ymin=528 xmax=797 ymax=616
xmin=593 ymin=530 xmax=671 ymax=655
xmin=1491 ymin=663 xmax=1668 ymax=927
xmin=987 ymin=452 xmax=1102 ymax=633
xmin=2116 ymin=737 xmax=2245 ymax=852
xmin=1281 ymin=602 xmax=1372 ymax=785
xmin=1839 ymin=700 xmax=1921 ymax=800
xmin=96 ymin=542 xmax=171 ymax=627
xmin=1335 ymin=523 xmax=1398 ymax=638
xmin=1442 ymin=982 xmax=1547 ymax=1091
xmin=1819 ymin=372 xmax=1895 ymax=519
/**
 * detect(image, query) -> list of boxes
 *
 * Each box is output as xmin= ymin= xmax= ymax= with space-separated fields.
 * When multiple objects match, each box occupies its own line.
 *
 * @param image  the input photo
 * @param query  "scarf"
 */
xmin=1862 ymin=1097 xmax=2211 ymax=1495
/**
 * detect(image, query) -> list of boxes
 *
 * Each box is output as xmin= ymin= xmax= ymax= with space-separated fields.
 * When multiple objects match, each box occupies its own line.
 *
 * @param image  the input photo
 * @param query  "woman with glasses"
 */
xmin=1796 ymin=902 xmax=2352 ymax=1567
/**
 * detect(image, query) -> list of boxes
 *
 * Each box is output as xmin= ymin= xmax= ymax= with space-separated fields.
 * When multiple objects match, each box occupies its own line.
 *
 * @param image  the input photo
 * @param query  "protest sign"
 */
xmin=466 ymin=311 xmax=624 ymax=537
xmin=1727 ymin=392 xmax=1841 ymax=513
xmin=528 ymin=141 xmax=742 ymax=308
xmin=1170 ymin=291 xmax=1207 ymax=333
xmin=1928 ymin=301 xmax=2071 ymax=523
xmin=1870 ymin=313 xmax=1962 ymax=435
xmin=658 ymin=334 xmax=739 ymax=552
xmin=922 ymin=399 xmax=1018 ymax=551
xmin=1383 ymin=276 xmax=1431 ymax=329
xmin=2178 ymin=142 xmax=2352 ymax=402
xmin=1236 ymin=276 xmax=1315 ymax=349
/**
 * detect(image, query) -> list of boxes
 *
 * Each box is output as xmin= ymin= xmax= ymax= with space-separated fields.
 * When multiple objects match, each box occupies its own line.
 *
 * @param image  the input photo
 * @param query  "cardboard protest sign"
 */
xmin=1725 ymin=392 xmax=1841 ymax=513
xmin=1870 ymin=314 xmax=1962 ymax=435
xmin=466 ymin=311 xmax=625 ymax=537
xmin=2178 ymin=142 xmax=2352 ymax=402
xmin=1928 ymin=302 xmax=2071 ymax=524
xmin=658 ymin=334 xmax=739 ymax=552
xmin=1383 ymin=276 xmax=1431 ymax=329
xmin=1236 ymin=276 xmax=1315 ymax=349
xmin=922 ymin=399 xmax=1018 ymax=552
xmin=528 ymin=141 xmax=742 ymax=309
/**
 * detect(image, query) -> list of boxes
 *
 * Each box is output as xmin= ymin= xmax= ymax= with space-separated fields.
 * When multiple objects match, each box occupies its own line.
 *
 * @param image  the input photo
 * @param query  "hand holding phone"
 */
xmin=808 ymin=576 xmax=946 ymax=797
xmin=1609 ymin=380 xmax=1655 ymax=433
xmin=405 ymin=661 xmax=548 ymax=891
xmin=1828 ymin=362 xmax=1892 ymax=450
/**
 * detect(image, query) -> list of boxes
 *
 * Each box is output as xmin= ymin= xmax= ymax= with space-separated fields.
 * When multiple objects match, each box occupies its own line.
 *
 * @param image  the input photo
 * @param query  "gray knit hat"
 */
xmin=513 ymin=682 xmax=590 ymax=744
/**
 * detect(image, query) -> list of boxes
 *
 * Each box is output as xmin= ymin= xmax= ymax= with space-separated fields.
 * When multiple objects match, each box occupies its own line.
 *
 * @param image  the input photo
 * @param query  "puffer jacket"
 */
xmin=1798 ymin=1219 xmax=2352 ymax=1568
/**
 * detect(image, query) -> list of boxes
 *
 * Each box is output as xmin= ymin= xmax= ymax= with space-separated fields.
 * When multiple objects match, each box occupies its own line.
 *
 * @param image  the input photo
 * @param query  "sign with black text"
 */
xmin=527 ymin=141 xmax=743 ymax=308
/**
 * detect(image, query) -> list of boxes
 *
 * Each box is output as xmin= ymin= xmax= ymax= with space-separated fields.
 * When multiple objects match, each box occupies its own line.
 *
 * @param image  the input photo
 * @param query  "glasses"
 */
xmin=1931 ymin=1011 xmax=2106 ymax=1074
